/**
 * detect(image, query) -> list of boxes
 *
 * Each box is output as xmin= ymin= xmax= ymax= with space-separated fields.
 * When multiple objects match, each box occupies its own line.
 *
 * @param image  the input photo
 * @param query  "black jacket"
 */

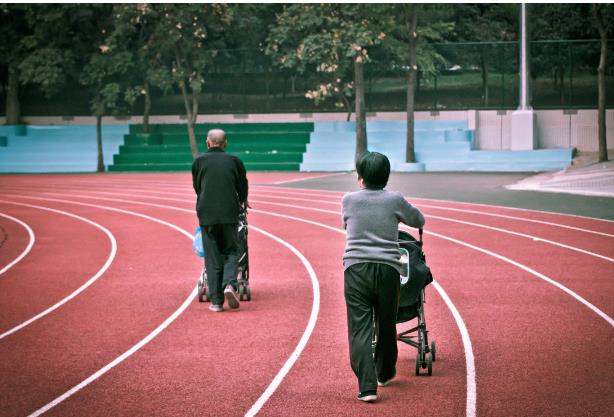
xmin=192 ymin=148 xmax=248 ymax=226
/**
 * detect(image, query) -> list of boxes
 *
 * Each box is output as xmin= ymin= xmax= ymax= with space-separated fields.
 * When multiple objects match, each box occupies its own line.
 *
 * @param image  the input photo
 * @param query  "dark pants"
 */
xmin=344 ymin=262 xmax=400 ymax=393
xmin=201 ymin=223 xmax=240 ymax=305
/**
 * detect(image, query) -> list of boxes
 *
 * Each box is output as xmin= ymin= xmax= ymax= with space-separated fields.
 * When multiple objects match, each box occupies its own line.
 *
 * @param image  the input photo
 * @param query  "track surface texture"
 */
xmin=0 ymin=172 xmax=612 ymax=417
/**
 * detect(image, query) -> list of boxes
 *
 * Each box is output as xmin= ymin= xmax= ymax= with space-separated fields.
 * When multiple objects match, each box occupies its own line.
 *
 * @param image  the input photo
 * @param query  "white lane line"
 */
xmin=422 ymin=228 xmax=614 ymax=328
xmin=10 ymin=187 xmax=611 ymax=264
xmin=247 ymin=198 xmax=614 ymax=263
xmin=0 ymin=212 xmax=36 ymax=275
xmin=247 ymin=208 xmax=476 ymax=417
xmin=251 ymin=184 xmax=614 ymax=224
xmin=249 ymin=199 xmax=614 ymax=328
xmin=272 ymin=172 xmax=348 ymax=185
xmin=432 ymin=280 xmax=476 ymax=417
xmin=244 ymin=224 xmax=320 ymax=417
xmin=415 ymin=203 xmax=614 ymax=239
xmin=252 ymin=187 xmax=614 ymax=235
xmin=20 ymin=197 xmax=320 ymax=417
xmin=424 ymin=214 xmax=614 ymax=263
xmin=0 ymin=200 xmax=117 ymax=340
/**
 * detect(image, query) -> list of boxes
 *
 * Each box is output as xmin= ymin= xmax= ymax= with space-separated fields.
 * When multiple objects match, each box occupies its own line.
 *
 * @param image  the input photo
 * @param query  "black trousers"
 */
xmin=344 ymin=262 xmax=400 ymax=393
xmin=201 ymin=223 xmax=240 ymax=305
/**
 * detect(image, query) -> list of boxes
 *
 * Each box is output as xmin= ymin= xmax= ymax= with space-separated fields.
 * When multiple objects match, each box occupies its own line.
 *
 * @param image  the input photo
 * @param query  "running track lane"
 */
xmin=248 ymin=190 xmax=614 ymax=417
xmin=15 ymin=178 xmax=614 ymax=412
xmin=0 ymin=198 xmax=199 ymax=416
xmin=2 ymin=173 xmax=612 ymax=416
xmin=0 ymin=202 xmax=112 ymax=334
xmin=2 ymin=186 xmax=472 ymax=417
xmin=0 ymin=193 xmax=317 ymax=417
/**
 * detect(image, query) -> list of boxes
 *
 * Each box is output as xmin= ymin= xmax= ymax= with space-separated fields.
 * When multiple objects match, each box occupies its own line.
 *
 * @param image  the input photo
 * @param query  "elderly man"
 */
xmin=192 ymin=129 xmax=248 ymax=312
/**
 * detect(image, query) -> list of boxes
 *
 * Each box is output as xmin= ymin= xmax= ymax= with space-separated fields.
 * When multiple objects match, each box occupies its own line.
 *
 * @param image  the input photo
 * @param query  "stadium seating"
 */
xmin=300 ymin=120 xmax=572 ymax=172
xmin=0 ymin=125 xmax=128 ymax=173
xmin=109 ymin=123 xmax=314 ymax=172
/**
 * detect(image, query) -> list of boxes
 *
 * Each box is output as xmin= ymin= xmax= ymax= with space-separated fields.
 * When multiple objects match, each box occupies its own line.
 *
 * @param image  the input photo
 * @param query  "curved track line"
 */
xmin=251 ymin=184 xmax=614 ymax=224
xmin=14 ymin=197 xmax=320 ymax=417
xmin=248 ymin=190 xmax=614 ymax=238
xmin=0 ymin=211 xmax=36 ymax=275
xmin=248 ymin=198 xmax=614 ymax=327
xmin=0 ymin=200 xmax=117 ymax=340
xmin=248 ymin=199 xmax=614 ymax=262
xmin=244 ymin=208 xmax=477 ymax=417
xmin=244 ymin=225 xmax=320 ymax=417
xmin=419 ymin=228 xmax=614 ymax=328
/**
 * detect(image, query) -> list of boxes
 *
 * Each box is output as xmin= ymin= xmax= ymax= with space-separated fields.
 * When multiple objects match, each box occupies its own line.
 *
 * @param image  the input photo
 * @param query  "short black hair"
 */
xmin=356 ymin=151 xmax=390 ymax=189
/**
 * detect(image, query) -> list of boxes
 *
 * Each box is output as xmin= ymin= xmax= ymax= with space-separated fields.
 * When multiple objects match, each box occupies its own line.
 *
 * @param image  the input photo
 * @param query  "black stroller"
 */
xmin=197 ymin=209 xmax=251 ymax=302
xmin=396 ymin=229 xmax=436 ymax=376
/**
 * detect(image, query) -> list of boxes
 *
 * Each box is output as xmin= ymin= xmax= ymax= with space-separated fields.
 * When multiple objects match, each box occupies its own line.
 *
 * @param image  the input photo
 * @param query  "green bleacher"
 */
xmin=108 ymin=122 xmax=314 ymax=172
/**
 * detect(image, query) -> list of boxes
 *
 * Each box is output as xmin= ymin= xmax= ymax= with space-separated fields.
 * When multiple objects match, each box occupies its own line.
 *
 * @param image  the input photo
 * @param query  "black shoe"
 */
xmin=356 ymin=390 xmax=377 ymax=402
xmin=378 ymin=370 xmax=396 ymax=387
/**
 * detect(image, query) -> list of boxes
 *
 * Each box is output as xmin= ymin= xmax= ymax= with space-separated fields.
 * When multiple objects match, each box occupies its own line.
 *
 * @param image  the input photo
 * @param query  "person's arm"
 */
xmin=396 ymin=193 xmax=425 ymax=228
xmin=341 ymin=193 xmax=349 ymax=229
xmin=236 ymin=158 xmax=248 ymax=207
xmin=192 ymin=158 xmax=200 ymax=195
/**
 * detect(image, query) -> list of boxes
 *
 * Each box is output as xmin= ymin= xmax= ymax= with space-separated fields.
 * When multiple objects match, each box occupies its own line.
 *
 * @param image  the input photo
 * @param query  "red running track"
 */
xmin=0 ymin=172 xmax=612 ymax=417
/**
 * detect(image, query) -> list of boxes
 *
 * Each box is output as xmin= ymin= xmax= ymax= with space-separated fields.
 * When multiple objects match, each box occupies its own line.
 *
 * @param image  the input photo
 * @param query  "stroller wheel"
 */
xmin=238 ymin=285 xmax=245 ymax=301
xmin=415 ymin=352 xmax=422 ymax=376
xmin=431 ymin=341 xmax=437 ymax=362
xmin=205 ymin=286 xmax=210 ymax=302
xmin=245 ymin=285 xmax=251 ymax=301
xmin=426 ymin=353 xmax=433 ymax=376
xmin=198 ymin=283 xmax=204 ymax=303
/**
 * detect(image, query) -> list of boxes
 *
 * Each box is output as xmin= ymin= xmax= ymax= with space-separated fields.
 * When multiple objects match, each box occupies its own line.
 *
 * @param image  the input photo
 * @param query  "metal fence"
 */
xmin=7 ymin=40 xmax=614 ymax=117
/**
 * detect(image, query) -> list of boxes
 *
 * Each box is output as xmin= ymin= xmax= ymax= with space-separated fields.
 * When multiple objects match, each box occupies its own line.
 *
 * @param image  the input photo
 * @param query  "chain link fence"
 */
xmin=6 ymin=40 xmax=614 ymax=117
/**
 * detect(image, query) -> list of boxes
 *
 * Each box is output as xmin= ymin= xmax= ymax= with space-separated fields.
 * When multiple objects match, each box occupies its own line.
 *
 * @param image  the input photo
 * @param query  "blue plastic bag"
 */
xmin=193 ymin=226 xmax=204 ymax=257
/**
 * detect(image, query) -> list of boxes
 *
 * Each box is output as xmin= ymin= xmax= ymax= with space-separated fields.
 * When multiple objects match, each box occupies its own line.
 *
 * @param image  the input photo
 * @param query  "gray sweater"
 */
xmin=342 ymin=188 xmax=425 ymax=273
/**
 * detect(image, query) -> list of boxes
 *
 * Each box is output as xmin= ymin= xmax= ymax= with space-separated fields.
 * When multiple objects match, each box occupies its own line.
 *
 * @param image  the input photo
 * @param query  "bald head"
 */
xmin=206 ymin=129 xmax=227 ymax=149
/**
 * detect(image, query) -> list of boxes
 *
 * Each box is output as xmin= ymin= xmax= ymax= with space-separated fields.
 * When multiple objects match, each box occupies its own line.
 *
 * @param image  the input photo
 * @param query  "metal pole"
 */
xmin=519 ymin=3 xmax=531 ymax=110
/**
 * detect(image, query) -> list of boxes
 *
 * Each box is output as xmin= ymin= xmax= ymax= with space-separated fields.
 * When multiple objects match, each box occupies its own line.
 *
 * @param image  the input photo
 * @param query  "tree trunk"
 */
xmin=6 ymin=63 xmax=21 ymax=125
xmin=405 ymin=5 xmax=418 ymax=163
xmin=180 ymin=80 xmax=200 ymax=159
xmin=593 ymin=4 xmax=608 ymax=162
xmin=480 ymin=51 xmax=489 ymax=107
xmin=342 ymin=95 xmax=353 ymax=122
xmin=143 ymin=79 xmax=151 ymax=134
xmin=354 ymin=59 xmax=367 ymax=158
xmin=96 ymin=114 xmax=105 ymax=172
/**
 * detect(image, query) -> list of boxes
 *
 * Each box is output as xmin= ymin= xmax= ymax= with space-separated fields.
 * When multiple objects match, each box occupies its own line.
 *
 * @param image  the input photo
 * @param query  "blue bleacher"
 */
xmin=0 ymin=125 xmax=129 ymax=173
xmin=300 ymin=120 xmax=572 ymax=172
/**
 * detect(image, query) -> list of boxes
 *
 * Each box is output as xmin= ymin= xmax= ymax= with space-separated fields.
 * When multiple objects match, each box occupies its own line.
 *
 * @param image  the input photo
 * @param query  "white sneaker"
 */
xmin=209 ymin=304 xmax=223 ymax=312
xmin=224 ymin=285 xmax=240 ymax=309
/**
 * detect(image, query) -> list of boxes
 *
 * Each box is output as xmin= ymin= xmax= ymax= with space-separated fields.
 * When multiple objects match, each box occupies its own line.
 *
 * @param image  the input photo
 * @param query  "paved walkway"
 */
xmin=506 ymin=160 xmax=614 ymax=198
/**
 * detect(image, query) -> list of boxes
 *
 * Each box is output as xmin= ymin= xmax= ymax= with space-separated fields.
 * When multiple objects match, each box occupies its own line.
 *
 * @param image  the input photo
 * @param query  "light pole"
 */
xmin=510 ymin=2 xmax=537 ymax=150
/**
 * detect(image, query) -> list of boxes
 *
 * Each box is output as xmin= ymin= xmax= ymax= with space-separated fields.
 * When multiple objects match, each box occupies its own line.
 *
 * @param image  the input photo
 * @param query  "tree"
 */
xmin=0 ymin=5 xmax=29 ymax=124
xmin=107 ymin=4 xmax=172 ymax=134
xmin=383 ymin=4 xmax=454 ymax=163
xmin=147 ymin=4 xmax=232 ymax=159
xmin=451 ymin=4 xmax=517 ymax=107
xmin=266 ymin=4 xmax=390 ymax=157
xmin=592 ymin=4 xmax=611 ymax=162
xmin=79 ymin=5 xmax=135 ymax=172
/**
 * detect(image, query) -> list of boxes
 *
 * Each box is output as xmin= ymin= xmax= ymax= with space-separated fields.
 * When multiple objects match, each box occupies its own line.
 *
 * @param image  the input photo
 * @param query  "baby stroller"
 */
xmin=397 ymin=228 xmax=436 ymax=376
xmin=195 ymin=209 xmax=251 ymax=303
